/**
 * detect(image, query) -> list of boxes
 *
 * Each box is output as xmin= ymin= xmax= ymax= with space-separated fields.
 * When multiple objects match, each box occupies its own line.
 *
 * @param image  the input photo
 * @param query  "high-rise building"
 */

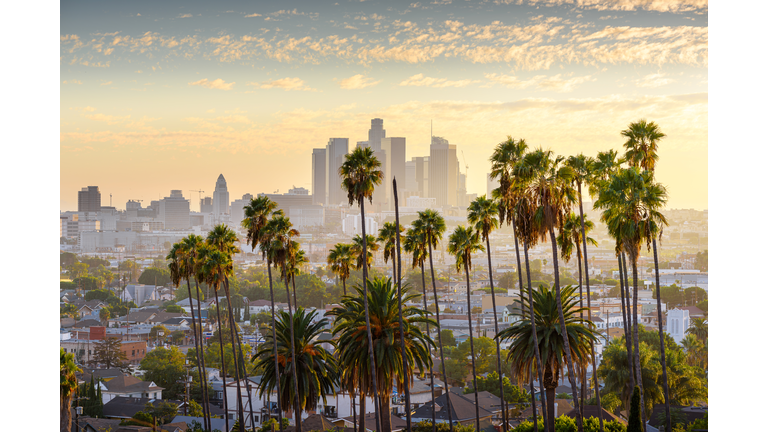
xmin=200 ymin=197 xmax=213 ymax=213
xmin=325 ymin=138 xmax=349 ymax=206
xmin=487 ymin=173 xmax=500 ymax=198
xmin=78 ymin=186 xmax=101 ymax=213
xmin=159 ymin=190 xmax=190 ymax=229
xmin=380 ymin=137 xmax=406 ymax=210
xmin=311 ymin=148 xmax=327 ymax=206
xmin=412 ymin=156 xmax=430 ymax=198
xmin=405 ymin=161 xmax=417 ymax=193
xmin=213 ymin=174 xmax=230 ymax=218
xmin=429 ymin=136 xmax=459 ymax=207
xmin=458 ymin=171 xmax=468 ymax=207
xmin=230 ymin=193 xmax=254 ymax=225
xmin=368 ymin=118 xmax=386 ymax=152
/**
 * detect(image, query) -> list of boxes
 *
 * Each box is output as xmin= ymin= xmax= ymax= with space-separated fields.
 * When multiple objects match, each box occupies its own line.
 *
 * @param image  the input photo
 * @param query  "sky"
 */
xmin=60 ymin=0 xmax=708 ymax=212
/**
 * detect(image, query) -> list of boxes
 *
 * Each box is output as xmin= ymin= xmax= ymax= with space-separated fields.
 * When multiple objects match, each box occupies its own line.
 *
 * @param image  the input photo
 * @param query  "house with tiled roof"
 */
xmin=411 ymin=391 xmax=496 ymax=432
xmin=80 ymin=369 xmax=164 ymax=402
xmin=102 ymin=397 xmax=181 ymax=420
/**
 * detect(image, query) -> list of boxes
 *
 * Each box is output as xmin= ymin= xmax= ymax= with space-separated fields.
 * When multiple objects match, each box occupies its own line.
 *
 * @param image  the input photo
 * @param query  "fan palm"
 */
xmin=467 ymin=194 xmax=508 ymax=429
xmin=514 ymin=148 xmax=584 ymax=432
xmin=491 ymin=136 xmax=548 ymax=431
xmin=496 ymin=284 xmax=598 ymax=432
xmin=340 ymin=146 xmax=385 ymax=432
xmin=286 ymin=240 xmax=307 ymax=309
xmin=392 ymin=177 xmax=412 ymax=431
xmin=414 ymin=209 xmax=454 ymax=432
xmin=598 ymin=338 xmax=662 ymax=417
xmin=61 ymin=348 xmax=82 ymax=432
xmin=447 ymin=225 xmax=485 ymax=432
xmin=327 ymin=243 xmax=354 ymax=296
xmin=253 ymin=308 xmax=339 ymax=421
xmin=378 ymin=222 xmax=404 ymax=281
xmin=685 ymin=318 xmax=708 ymax=342
xmin=351 ymin=234 xmax=379 ymax=271
xmin=328 ymin=277 xmax=435 ymax=432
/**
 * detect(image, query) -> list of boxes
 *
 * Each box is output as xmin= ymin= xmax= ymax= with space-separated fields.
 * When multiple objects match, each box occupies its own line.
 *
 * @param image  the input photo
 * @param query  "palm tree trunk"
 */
xmin=233 ymin=327 xmax=256 ymax=429
xmin=357 ymin=394 xmax=365 ymax=432
xmin=576 ymin=248 xmax=586 ymax=414
xmin=394 ymin=177 xmax=411 ymax=432
xmin=428 ymin=242 xmax=454 ymax=432
xmin=213 ymin=286 xmax=231 ymax=432
xmin=653 ymin=238 xmax=672 ymax=432
xmin=282 ymin=263 xmax=302 ymax=432
xmin=194 ymin=278 xmax=212 ymax=432
xmin=544 ymin=368 xmax=556 ymax=432
xmin=548 ymin=227 xmax=582 ymax=432
xmin=292 ymin=276 xmax=298 ymax=312
xmin=618 ymin=255 xmax=635 ymax=391
xmin=186 ymin=278 xmax=210 ymax=429
xmin=630 ymin=259 xmax=646 ymax=430
xmin=519 ymin=268 xmax=539 ymax=432
xmin=485 ymin=236 xmax=507 ymax=432
xmin=380 ymin=394 xmax=392 ymax=432
xmin=421 ymin=262 xmax=436 ymax=431
xmin=266 ymin=261 xmax=284 ymax=432
xmin=61 ymin=391 xmax=73 ymax=432
xmin=522 ymin=240 xmax=548 ymax=432
xmin=359 ymin=199 xmax=382 ymax=432
xmin=576 ymin=183 xmax=604 ymax=432
xmin=463 ymin=259 xmax=481 ymax=432
xmin=224 ymin=278 xmax=246 ymax=432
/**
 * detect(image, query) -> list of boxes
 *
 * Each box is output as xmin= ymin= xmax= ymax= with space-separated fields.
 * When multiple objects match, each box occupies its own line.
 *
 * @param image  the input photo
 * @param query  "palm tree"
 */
xmin=265 ymin=214 xmax=303 ymax=432
xmin=392 ymin=177 xmax=412 ymax=431
xmin=686 ymin=318 xmax=708 ymax=341
xmin=339 ymin=146 xmax=384 ymax=432
xmin=329 ymin=277 xmax=435 ymax=432
xmin=351 ymin=234 xmax=379 ymax=271
xmin=598 ymin=339 xmax=663 ymax=417
xmin=491 ymin=136 xmax=548 ymax=431
xmin=198 ymin=246 xmax=234 ymax=432
xmin=253 ymin=308 xmax=340 ymax=422
xmin=61 ymin=348 xmax=82 ymax=432
xmin=497 ymin=284 xmax=598 ymax=432
xmin=447 ymin=225 xmax=485 ymax=432
xmin=594 ymin=166 xmax=668 ymax=430
xmin=378 ymin=221 xmax=404 ymax=282
xmin=515 ymin=148 xmax=583 ymax=431
xmin=207 ymin=224 xmax=247 ymax=431
xmin=467 ymin=194 xmax=508 ymax=430
xmin=286 ymin=241 xmax=307 ymax=309
xmin=328 ymin=243 xmax=354 ymax=296
xmin=622 ymin=119 xmax=671 ymax=432
xmin=414 ymin=209 xmax=454 ymax=432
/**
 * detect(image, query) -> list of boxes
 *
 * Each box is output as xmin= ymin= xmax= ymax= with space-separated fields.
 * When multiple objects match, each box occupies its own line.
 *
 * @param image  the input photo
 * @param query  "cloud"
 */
xmin=484 ymin=73 xmax=595 ymax=92
xmin=178 ymin=13 xmax=192 ymax=18
xmin=399 ymin=74 xmax=480 ymax=88
xmin=84 ymin=113 xmax=130 ymax=125
xmin=254 ymin=77 xmax=317 ymax=91
xmin=493 ymin=0 xmax=707 ymax=13
xmin=245 ymin=13 xmax=262 ymax=17
xmin=634 ymin=73 xmax=675 ymax=88
xmin=100 ymin=81 xmax=113 ymax=86
xmin=188 ymin=78 xmax=235 ymax=90
xmin=63 ymin=80 xmax=82 ymax=85
xmin=339 ymin=74 xmax=381 ymax=89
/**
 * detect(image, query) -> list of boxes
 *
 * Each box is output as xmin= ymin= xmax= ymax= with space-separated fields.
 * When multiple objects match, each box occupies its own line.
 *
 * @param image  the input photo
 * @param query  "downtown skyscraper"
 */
xmin=429 ymin=136 xmax=459 ymax=207
xmin=325 ymin=138 xmax=349 ymax=206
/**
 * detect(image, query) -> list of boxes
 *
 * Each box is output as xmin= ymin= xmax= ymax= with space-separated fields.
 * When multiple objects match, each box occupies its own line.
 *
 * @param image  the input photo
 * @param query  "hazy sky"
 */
xmin=60 ymin=0 xmax=708 ymax=212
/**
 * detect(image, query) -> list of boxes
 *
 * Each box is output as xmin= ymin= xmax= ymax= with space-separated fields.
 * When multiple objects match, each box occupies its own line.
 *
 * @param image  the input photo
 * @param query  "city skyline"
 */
xmin=60 ymin=0 xmax=708 ymax=211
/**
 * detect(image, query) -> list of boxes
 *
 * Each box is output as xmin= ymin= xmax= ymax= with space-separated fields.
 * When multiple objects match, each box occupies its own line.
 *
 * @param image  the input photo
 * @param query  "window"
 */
xmin=132 ymin=350 xmax=135 ymax=356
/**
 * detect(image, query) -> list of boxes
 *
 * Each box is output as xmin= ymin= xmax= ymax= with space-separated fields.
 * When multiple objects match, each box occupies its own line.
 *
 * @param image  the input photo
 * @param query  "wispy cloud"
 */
xmin=63 ymin=80 xmax=82 ymax=85
xmin=493 ymin=0 xmax=707 ymax=13
xmin=399 ymin=74 xmax=480 ymax=88
xmin=188 ymin=78 xmax=235 ymax=90
xmin=484 ymin=73 xmax=595 ymax=92
xmin=339 ymin=74 xmax=381 ymax=89
xmin=634 ymin=73 xmax=675 ymax=88
xmin=100 ymin=81 xmax=113 ymax=86
xmin=245 ymin=13 xmax=262 ymax=18
xmin=84 ymin=113 xmax=130 ymax=125
xmin=253 ymin=77 xmax=317 ymax=91
xmin=178 ymin=13 xmax=192 ymax=19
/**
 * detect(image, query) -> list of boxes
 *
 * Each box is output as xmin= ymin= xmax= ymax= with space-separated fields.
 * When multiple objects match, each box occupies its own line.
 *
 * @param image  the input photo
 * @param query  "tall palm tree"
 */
xmin=467 ymin=194 xmax=508 ymax=431
xmin=61 ymin=348 xmax=82 ymax=432
xmin=286 ymin=241 xmax=307 ymax=309
xmin=198 ymin=246 xmax=234 ymax=432
xmin=497 ymin=284 xmax=598 ymax=432
xmin=339 ymin=146 xmax=384 ymax=432
xmin=329 ymin=277 xmax=435 ymax=432
xmin=622 ymin=119 xmax=671 ymax=432
xmin=378 ymin=222 xmax=404 ymax=282
xmin=594 ymin=166 xmax=668 ymax=430
xmin=515 ymin=148 xmax=583 ymax=432
xmin=414 ymin=209 xmax=454 ymax=432
xmin=169 ymin=241 xmax=210 ymax=430
xmin=265 ymin=215 xmax=303 ymax=432
xmin=392 ymin=178 xmax=412 ymax=431
xmin=491 ymin=136 xmax=548 ymax=431
xmin=253 ymin=308 xmax=339 ymax=422
xmin=351 ymin=234 xmax=379 ymax=271
xmin=207 ymin=224 xmax=247 ymax=431
xmin=447 ymin=225 xmax=485 ymax=432
xmin=327 ymin=243 xmax=354 ymax=296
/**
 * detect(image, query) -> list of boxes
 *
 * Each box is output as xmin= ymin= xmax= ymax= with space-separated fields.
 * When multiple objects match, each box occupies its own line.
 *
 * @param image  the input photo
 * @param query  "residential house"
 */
xmin=123 ymin=284 xmax=160 ymax=305
xmin=171 ymin=416 xmax=233 ymax=432
xmin=81 ymin=368 xmax=165 ymax=403
xmin=339 ymin=412 xmax=407 ymax=432
xmin=411 ymin=391 xmax=496 ymax=432
xmin=102 ymin=397 xmax=182 ymax=420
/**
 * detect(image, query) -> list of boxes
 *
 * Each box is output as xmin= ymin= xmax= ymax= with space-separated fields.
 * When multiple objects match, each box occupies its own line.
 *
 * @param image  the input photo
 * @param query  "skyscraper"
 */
xmin=380 ymin=137 xmax=406 ymax=210
xmin=159 ymin=190 xmax=190 ymax=229
xmin=412 ymin=156 xmax=430 ymax=198
xmin=487 ymin=173 xmax=500 ymax=198
xmin=325 ymin=138 xmax=349 ymax=206
xmin=368 ymin=118 xmax=386 ymax=152
xmin=213 ymin=174 xmax=230 ymax=218
xmin=312 ymin=148 xmax=327 ymax=206
xmin=200 ymin=197 xmax=213 ymax=213
xmin=429 ymin=136 xmax=459 ymax=207
xmin=230 ymin=193 xmax=254 ymax=225
xmin=78 ymin=186 xmax=101 ymax=213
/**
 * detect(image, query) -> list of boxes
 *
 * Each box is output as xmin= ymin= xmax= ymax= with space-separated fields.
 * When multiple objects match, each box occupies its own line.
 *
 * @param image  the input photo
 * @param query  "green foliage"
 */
xmin=694 ymin=250 xmax=707 ymax=272
xmin=91 ymin=337 xmax=128 ymax=369
xmin=121 ymin=411 xmax=154 ymax=427
xmin=440 ymin=329 xmax=456 ymax=347
xmin=603 ymin=278 xmax=619 ymax=286
xmin=451 ymin=336 xmax=504 ymax=375
xmin=165 ymin=304 xmax=183 ymax=313
xmin=150 ymin=325 xmax=169 ymax=339
xmin=138 ymin=267 xmax=172 ymax=286
xmin=77 ymin=376 xmax=104 ymax=417
xmin=464 ymin=371 xmax=530 ymax=404
xmin=171 ymin=330 xmax=185 ymax=344
xmin=140 ymin=346 xmax=187 ymax=400
xmin=585 ymin=391 xmax=622 ymax=414
xmin=512 ymin=416 xmax=627 ymax=432
xmin=653 ymin=284 xmax=708 ymax=309
xmin=85 ymin=289 xmax=117 ymax=302
xmin=498 ymin=272 xmax=518 ymax=290
xmin=61 ymin=280 xmax=78 ymax=290
xmin=293 ymin=273 xmax=328 ymax=308
xmin=412 ymin=420 xmax=476 ymax=432
xmin=144 ymin=401 xmax=179 ymax=425
xmin=188 ymin=341 xmax=253 ymax=378
xmin=696 ymin=299 xmax=707 ymax=314
xmin=81 ymin=256 xmax=111 ymax=271
xmin=686 ymin=413 xmax=707 ymax=431
xmin=61 ymin=252 xmax=79 ymax=268
xmin=257 ymin=418 xmax=290 ymax=432
xmin=74 ymin=275 xmax=100 ymax=290
xmin=627 ymin=386 xmax=642 ymax=432
xmin=479 ymin=286 xmax=508 ymax=294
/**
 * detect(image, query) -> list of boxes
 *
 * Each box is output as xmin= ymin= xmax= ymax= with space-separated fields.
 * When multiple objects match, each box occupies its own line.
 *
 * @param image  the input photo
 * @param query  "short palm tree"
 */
xmin=328 ymin=277 xmax=435 ymax=432
xmin=378 ymin=221 xmax=404 ymax=281
xmin=61 ymin=348 xmax=82 ymax=432
xmin=497 ymin=284 xmax=598 ymax=432
xmin=327 ymin=243 xmax=354 ymax=296
xmin=253 ymin=308 xmax=339 ymax=421
xmin=339 ymin=146 xmax=384 ymax=432
xmin=351 ymin=234 xmax=379 ymax=271
xmin=447 ymin=225 xmax=485 ymax=432
xmin=686 ymin=318 xmax=708 ymax=342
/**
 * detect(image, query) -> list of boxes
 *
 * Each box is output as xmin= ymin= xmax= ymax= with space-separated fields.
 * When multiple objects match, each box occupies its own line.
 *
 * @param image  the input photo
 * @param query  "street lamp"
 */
xmin=75 ymin=406 xmax=83 ymax=432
